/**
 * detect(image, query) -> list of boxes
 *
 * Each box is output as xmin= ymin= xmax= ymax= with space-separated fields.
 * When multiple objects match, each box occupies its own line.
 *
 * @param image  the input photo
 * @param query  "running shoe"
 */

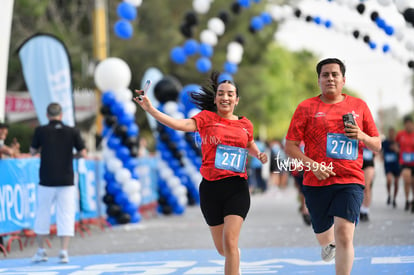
xmin=59 ymin=251 xmax=69 ymax=263
xmin=321 ymin=244 xmax=336 ymax=262
xmin=31 ymin=250 xmax=48 ymax=263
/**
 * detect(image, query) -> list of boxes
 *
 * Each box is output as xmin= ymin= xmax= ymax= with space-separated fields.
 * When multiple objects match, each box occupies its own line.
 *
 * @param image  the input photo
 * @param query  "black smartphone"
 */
xmin=343 ymin=113 xmax=355 ymax=127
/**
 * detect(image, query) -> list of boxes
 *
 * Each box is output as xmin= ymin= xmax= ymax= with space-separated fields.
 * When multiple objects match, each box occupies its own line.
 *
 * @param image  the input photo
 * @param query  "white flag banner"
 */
xmin=0 ymin=0 xmax=14 ymax=122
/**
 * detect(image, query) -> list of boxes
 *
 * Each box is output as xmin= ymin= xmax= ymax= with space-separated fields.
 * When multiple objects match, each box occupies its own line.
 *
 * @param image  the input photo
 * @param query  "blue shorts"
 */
xmin=303 ymin=184 xmax=364 ymax=234
xmin=384 ymin=163 xmax=401 ymax=177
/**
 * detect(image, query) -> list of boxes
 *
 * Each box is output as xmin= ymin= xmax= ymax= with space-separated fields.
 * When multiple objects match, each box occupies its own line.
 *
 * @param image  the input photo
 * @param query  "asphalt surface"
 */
xmin=1 ymin=161 xmax=414 ymax=274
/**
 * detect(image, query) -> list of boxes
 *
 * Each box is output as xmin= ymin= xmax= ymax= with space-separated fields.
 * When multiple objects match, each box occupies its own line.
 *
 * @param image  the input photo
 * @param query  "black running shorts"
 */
xmin=199 ymin=176 xmax=250 ymax=226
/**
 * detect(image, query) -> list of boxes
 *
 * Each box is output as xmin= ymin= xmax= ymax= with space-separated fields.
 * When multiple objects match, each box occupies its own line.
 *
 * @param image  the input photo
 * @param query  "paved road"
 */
xmin=1 ymin=161 xmax=414 ymax=274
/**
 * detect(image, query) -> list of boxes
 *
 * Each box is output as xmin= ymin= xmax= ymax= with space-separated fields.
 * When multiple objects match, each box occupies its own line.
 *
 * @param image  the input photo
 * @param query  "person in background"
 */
xmin=0 ymin=122 xmax=20 ymax=158
xmin=381 ymin=127 xmax=400 ymax=208
xmin=396 ymin=115 xmax=414 ymax=213
xmin=134 ymin=71 xmax=267 ymax=275
xmin=285 ymin=58 xmax=381 ymax=275
xmin=269 ymin=139 xmax=289 ymax=189
xmin=30 ymin=103 xmax=87 ymax=264
xmin=249 ymin=136 xmax=267 ymax=193
xmin=360 ymin=146 xmax=375 ymax=222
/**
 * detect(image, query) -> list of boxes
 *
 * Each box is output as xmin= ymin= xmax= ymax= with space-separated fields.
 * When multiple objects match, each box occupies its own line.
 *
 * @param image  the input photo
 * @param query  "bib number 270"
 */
xmin=326 ymin=133 xmax=358 ymax=160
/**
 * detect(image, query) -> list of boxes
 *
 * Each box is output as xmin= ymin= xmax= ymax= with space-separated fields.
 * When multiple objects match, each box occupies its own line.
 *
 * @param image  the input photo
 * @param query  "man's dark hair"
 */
xmin=47 ymin=103 xmax=62 ymax=117
xmin=403 ymin=115 xmax=413 ymax=124
xmin=316 ymin=58 xmax=346 ymax=77
xmin=0 ymin=122 xmax=9 ymax=130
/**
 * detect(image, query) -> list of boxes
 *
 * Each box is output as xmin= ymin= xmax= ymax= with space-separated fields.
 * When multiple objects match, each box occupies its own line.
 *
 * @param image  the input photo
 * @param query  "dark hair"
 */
xmin=316 ymin=58 xmax=346 ymax=77
xmin=0 ymin=122 xmax=9 ymax=130
xmin=190 ymin=71 xmax=238 ymax=112
xmin=403 ymin=115 xmax=413 ymax=124
xmin=47 ymin=102 xmax=62 ymax=117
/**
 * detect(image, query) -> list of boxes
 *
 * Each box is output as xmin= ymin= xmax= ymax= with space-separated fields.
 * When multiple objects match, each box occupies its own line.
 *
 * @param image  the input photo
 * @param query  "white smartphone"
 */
xmin=139 ymin=80 xmax=152 ymax=101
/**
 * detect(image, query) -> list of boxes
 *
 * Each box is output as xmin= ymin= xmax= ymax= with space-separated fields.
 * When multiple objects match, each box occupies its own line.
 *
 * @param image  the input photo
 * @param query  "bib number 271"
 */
xmin=215 ymin=144 xmax=248 ymax=173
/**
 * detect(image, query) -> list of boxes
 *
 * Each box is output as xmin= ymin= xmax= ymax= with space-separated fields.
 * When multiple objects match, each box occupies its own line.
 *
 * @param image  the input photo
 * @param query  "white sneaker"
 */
xmin=32 ymin=250 xmax=48 ymax=263
xmin=59 ymin=251 xmax=69 ymax=263
xmin=321 ymin=244 xmax=336 ymax=262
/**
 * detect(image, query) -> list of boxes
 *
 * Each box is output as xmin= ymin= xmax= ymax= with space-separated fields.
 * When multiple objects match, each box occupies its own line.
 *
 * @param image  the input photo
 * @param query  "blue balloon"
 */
xmin=104 ymin=171 xmax=115 ymax=183
xmin=382 ymin=44 xmax=390 ymax=53
xmin=115 ymin=192 xmax=129 ymax=206
xmin=102 ymin=91 xmax=116 ymax=106
xmin=119 ymin=113 xmax=134 ymax=126
xmin=218 ymin=72 xmax=233 ymax=83
xmin=110 ymin=101 xmax=125 ymax=117
xmin=179 ymin=84 xmax=200 ymax=115
xmin=199 ymin=43 xmax=213 ymax=58
xmin=170 ymin=47 xmax=187 ymax=64
xmin=313 ymin=16 xmax=322 ymax=25
xmin=126 ymin=123 xmax=139 ymax=137
xmin=106 ymin=181 xmax=122 ymax=196
xmin=117 ymin=2 xmax=137 ymax=20
xmin=375 ymin=17 xmax=386 ymax=29
xmin=114 ymin=19 xmax=133 ymax=39
xmin=183 ymin=39 xmax=199 ymax=56
xmin=325 ymin=20 xmax=332 ymax=28
xmin=384 ymin=25 xmax=394 ymax=36
xmin=196 ymin=57 xmax=211 ymax=73
xmin=173 ymin=205 xmax=185 ymax=215
xmin=130 ymin=212 xmax=141 ymax=223
xmin=250 ymin=16 xmax=264 ymax=31
xmin=260 ymin=12 xmax=272 ymax=25
xmin=224 ymin=61 xmax=238 ymax=74
xmin=108 ymin=136 xmax=122 ymax=150
xmin=238 ymin=0 xmax=251 ymax=8
xmin=369 ymin=41 xmax=377 ymax=50
xmin=122 ymin=202 xmax=138 ymax=216
xmin=116 ymin=145 xmax=130 ymax=161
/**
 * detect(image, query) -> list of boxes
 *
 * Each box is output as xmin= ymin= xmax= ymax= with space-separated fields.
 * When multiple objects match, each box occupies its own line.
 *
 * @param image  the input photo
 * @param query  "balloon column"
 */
xmin=171 ymin=0 xmax=262 ymax=75
xmin=113 ymin=0 xmax=142 ymax=39
xmin=152 ymin=77 xmax=201 ymax=215
xmin=94 ymin=57 xmax=142 ymax=225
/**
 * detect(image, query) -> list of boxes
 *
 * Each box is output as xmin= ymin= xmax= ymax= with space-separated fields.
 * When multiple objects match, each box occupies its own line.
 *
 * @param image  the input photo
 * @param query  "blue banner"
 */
xmin=0 ymin=157 xmax=159 ymax=235
xmin=18 ymin=33 xmax=75 ymax=126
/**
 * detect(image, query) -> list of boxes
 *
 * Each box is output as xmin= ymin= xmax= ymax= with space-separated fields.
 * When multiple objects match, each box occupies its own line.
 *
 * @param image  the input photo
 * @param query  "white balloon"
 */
xmin=107 ymin=157 xmax=123 ymax=173
xmin=227 ymin=51 xmax=243 ymax=65
xmin=227 ymin=41 xmax=244 ymax=54
xmin=168 ymin=177 xmax=181 ymax=188
xmin=200 ymin=29 xmax=218 ymax=46
xmin=188 ymin=108 xmax=201 ymax=118
xmin=102 ymin=147 xmax=115 ymax=161
xmin=377 ymin=0 xmax=392 ymax=6
xmin=178 ymin=195 xmax=188 ymax=206
xmin=124 ymin=0 xmax=142 ymax=7
xmin=193 ymin=0 xmax=210 ymax=14
xmin=123 ymin=179 xmax=141 ymax=194
xmin=94 ymin=57 xmax=131 ymax=91
xmin=115 ymin=168 xmax=131 ymax=183
xmin=114 ymin=88 xmax=133 ymax=103
xmin=163 ymin=101 xmax=178 ymax=115
xmin=270 ymin=6 xmax=284 ymax=21
xmin=172 ymin=111 xmax=185 ymax=120
xmin=395 ymin=0 xmax=410 ymax=12
xmin=394 ymin=27 xmax=405 ymax=41
xmin=406 ymin=40 xmax=414 ymax=51
xmin=129 ymin=193 xmax=142 ymax=205
xmin=208 ymin=18 xmax=225 ymax=36
xmin=124 ymin=101 xmax=137 ymax=115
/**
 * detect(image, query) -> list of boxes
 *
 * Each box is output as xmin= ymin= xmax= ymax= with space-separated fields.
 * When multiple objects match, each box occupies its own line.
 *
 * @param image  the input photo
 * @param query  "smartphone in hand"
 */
xmin=138 ymin=80 xmax=152 ymax=101
xmin=343 ymin=113 xmax=355 ymax=127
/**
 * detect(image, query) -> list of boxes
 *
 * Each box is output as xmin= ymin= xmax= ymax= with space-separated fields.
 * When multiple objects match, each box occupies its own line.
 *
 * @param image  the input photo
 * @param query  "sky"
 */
xmin=274 ymin=0 xmax=414 ymax=122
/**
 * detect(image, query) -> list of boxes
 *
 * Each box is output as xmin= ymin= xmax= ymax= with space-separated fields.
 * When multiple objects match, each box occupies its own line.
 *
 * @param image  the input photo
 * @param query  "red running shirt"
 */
xmin=286 ymin=94 xmax=379 ymax=187
xmin=192 ymin=110 xmax=254 ymax=181
xmin=396 ymin=130 xmax=414 ymax=166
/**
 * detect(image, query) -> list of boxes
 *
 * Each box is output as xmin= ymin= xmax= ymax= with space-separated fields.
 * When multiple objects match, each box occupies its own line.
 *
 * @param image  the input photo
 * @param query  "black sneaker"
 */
xmin=360 ymin=213 xmax=369 ymax=222
xmin=387 ymin=196 xmax=391 ymax=205
xmin=411 ymin=202 xmax=414 ymax=213
xmin=405 ymin=201 xmax=410 ymax=211
xmin=302 ymin=213 xmax=311 ymax=226
xmin=393 ymin=200 xmax=397 ymax=208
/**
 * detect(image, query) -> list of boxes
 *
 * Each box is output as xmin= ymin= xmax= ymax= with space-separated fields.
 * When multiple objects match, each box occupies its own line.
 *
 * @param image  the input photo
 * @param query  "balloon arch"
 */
xmin=95 ymin=0 xmax=414 ymax=225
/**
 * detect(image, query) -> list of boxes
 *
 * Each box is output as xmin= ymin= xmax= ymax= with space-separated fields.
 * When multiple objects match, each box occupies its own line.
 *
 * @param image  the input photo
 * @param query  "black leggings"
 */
xmin=199 ymin=176 xmax=250 ymax=226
